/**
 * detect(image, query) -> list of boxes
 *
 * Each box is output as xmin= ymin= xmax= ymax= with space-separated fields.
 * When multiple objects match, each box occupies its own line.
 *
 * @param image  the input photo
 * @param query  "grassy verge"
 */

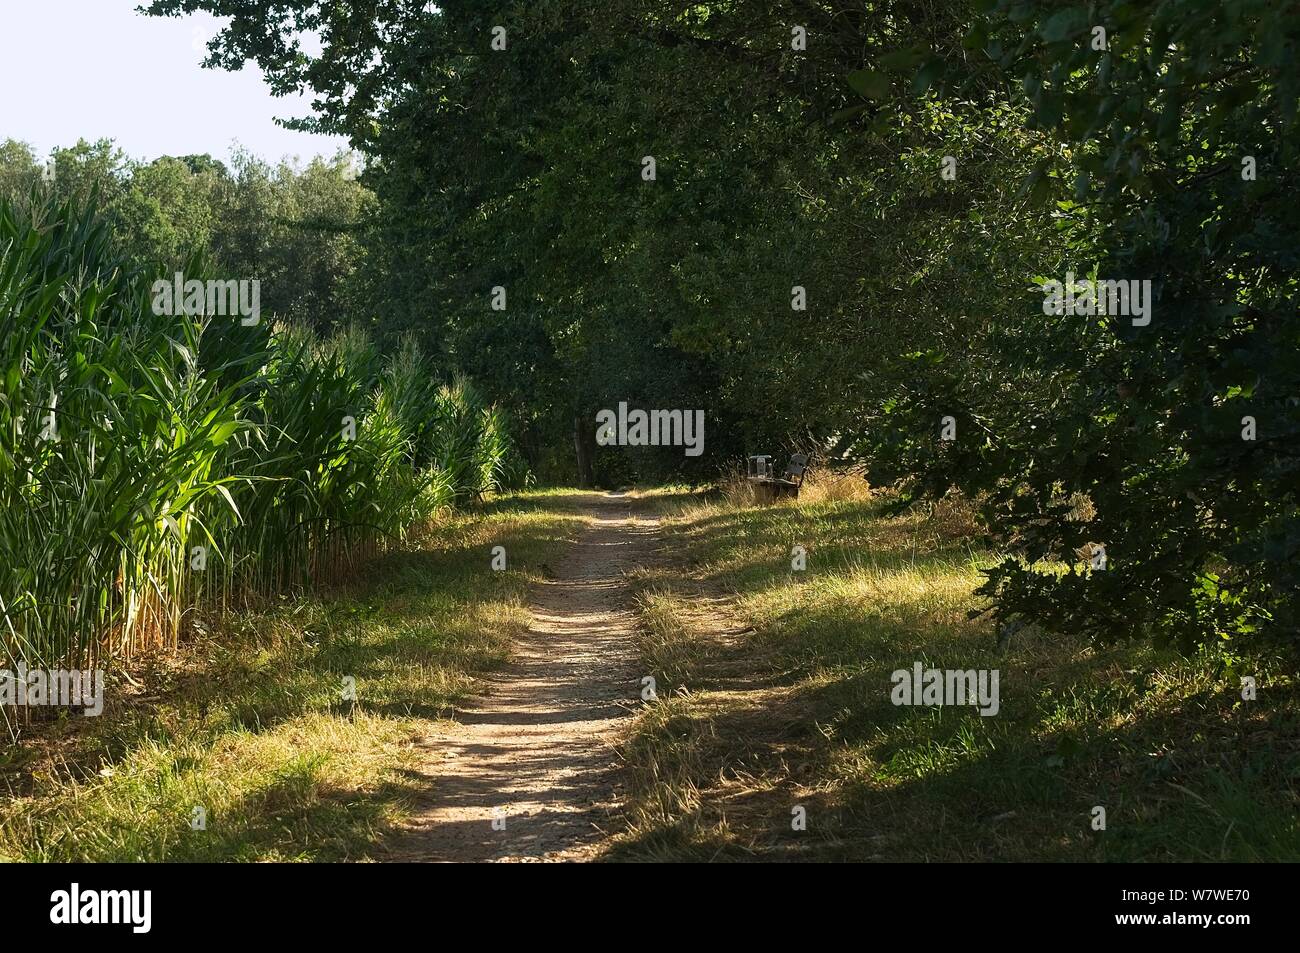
xmin=0 ymin=490 xmax=588 ymax=861
xmin=612 ymin=484 xmax=1300 ymax=861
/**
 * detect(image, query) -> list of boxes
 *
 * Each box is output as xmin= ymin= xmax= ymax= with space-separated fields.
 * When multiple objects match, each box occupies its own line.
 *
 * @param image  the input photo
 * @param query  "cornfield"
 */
xmin=0 ymin=194 xmax=511 ymax=675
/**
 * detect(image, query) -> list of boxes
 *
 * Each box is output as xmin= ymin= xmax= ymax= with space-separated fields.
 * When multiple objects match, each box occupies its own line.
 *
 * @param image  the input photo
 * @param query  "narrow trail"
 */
xmin=386 ymin=492 xmax=657 ymax=862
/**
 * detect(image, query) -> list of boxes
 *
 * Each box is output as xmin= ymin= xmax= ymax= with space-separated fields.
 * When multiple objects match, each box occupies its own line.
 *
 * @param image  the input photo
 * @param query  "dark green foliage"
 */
xmin=137 ymin=0 xmax=1297 ymax=653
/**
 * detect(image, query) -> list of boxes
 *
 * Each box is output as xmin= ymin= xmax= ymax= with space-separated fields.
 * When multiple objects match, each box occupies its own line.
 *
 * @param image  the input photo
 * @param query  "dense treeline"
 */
xmin=0 ymin=138 xmax=372 ymax=333
xmin=0 ymin=193 xmax=511 ymax=671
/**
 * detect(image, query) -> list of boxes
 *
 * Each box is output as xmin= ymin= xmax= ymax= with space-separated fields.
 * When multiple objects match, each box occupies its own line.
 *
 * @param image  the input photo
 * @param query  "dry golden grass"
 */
xmin=710 ymin=465 xmax=875 ymax=510
xmin=795 ymin=466 xmax=875 ymax=504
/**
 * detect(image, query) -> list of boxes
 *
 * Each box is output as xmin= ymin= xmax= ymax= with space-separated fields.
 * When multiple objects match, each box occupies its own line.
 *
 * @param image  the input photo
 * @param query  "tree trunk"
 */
xmin=573 ymin=414 xmax=595 ymax=488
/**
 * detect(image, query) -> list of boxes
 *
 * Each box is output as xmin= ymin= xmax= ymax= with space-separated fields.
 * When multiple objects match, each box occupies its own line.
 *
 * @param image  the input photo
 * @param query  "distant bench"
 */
xmin=746 ymin=453 xmax=809 ymax=501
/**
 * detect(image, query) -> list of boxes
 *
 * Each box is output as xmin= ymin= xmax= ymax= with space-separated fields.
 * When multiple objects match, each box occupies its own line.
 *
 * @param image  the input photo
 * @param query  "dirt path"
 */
xmin=385 ymin=492 xmax=657 ymax=862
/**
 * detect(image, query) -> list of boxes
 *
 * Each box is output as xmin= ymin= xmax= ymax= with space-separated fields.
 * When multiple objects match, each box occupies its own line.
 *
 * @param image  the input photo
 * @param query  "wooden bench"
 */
xmin=746 ymin=453 xmax=809 ymax=501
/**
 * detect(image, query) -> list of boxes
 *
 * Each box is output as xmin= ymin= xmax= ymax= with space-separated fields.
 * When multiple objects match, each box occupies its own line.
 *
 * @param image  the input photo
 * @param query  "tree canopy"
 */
xmin=125 ymin=0 xmax=1300 ymax=653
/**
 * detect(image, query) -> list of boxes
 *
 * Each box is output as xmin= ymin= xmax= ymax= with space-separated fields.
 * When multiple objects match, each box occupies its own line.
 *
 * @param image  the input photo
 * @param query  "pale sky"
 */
xmin=0 ymin=0 xmax=349 ymax=165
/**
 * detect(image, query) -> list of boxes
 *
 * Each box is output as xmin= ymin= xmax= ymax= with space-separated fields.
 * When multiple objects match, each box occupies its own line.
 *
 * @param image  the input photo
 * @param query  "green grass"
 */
xmin=8 ymin=484 xmax=1294 ymax=862
xmin=0 ymin=490 xmax=588 ymax=861
xmin=611 ymin=487 xmax=1300 ymax=862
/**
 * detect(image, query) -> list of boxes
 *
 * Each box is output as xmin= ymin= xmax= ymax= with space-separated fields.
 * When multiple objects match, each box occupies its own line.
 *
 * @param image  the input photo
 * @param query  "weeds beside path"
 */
xmin=0 ymin=490 xmax=589 ymax=861
xmin=611 ymin=487 xmax=1300 ymax=862
xmin=4 ymin=486 xmax=1294 ymax=863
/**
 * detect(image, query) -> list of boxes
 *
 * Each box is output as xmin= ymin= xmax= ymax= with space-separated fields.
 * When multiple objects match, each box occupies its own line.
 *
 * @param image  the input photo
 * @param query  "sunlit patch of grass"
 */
xmin=0 ymin=491 xmax=587 ymax=862
xmin=617 ymin=487 xmax=1300 ymax=861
